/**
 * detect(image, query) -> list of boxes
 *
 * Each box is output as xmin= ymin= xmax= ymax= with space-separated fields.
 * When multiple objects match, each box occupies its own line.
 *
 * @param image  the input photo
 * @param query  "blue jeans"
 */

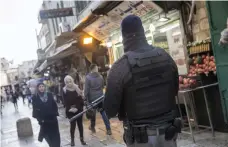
xmin=91 ymin=110 xmax=111 ymax=130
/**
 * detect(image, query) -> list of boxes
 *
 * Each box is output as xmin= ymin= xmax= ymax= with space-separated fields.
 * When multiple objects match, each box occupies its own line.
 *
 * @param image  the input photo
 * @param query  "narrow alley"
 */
xmin=1 ymin=98 xmax=228 ymax=147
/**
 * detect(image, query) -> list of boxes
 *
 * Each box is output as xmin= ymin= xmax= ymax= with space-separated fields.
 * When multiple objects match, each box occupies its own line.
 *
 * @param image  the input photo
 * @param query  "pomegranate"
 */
xmin=183 ymin=78 xmax=188 ymax=85
xmin=203 ymin=59 xmax=207 ymax=64
xmin=210 ymin=56 xmax=214 ymax=61
xmin=179 ymin=76 xmax=183 ymax=83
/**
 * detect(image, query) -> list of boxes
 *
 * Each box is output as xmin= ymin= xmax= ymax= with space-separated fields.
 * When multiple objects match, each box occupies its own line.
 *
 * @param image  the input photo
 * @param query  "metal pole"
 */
xmin=35 ymin=29 xmax=40 ymax=49
xmin=69 ymin=95 xmax=104 ymax=122
xmin=183 ymin=92 xmax=195 ymax=143
xmin=202 ymin=88 xmax=215 ymax=137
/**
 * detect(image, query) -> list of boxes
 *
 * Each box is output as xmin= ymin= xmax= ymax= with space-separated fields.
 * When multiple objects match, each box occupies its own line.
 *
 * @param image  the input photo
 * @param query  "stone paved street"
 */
xmin=0 ymin=98 xmax=125 ymax=147
xmin=1 ymin=98 xmax=228 ymax=147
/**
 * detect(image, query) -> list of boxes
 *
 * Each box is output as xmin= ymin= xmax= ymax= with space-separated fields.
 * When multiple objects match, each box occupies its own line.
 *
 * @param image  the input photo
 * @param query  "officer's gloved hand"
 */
xmin=37 ymin=119 xmax=43 ymax=125
xmin=84 ymin=101 xmax=89 ymax=106
xmin=97 ymin=107 xmax=104 ymax=112
xmin=173 ymin=118 xmax=182 ymax=133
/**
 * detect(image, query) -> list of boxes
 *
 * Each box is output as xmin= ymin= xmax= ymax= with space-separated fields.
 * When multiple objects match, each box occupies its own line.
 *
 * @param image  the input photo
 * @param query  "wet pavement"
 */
xmin=1 ymin=98 xmax=228 ymax=147
xmin=0 ymin=98 xmax=125 ymax=147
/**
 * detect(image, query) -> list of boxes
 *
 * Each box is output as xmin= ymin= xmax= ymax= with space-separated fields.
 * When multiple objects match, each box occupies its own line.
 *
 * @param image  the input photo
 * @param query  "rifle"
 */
xmin=69 ymin=95 xmax=104 ymax=122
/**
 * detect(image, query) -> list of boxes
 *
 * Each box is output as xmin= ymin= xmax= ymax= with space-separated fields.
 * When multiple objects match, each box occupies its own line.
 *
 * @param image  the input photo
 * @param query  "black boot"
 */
xmin=71 ymin=138 xmax=75 ymax=146
xmin=89 ymin=126 xmax=96 ymax=133
xmin=80 ymin=137 xmax=87 ymax=145
xmin=107 ymin=129 xmax=112 ymax=135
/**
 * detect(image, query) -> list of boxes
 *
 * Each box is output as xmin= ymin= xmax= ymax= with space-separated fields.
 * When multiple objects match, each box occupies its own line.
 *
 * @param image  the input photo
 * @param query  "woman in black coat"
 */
xmin=63 ymin=75 xmax=86 ymax=146
xmin=32 ymin=82 xmax=61 ymax=147
xmin=10 ymin=90 xmax=18 ymax=110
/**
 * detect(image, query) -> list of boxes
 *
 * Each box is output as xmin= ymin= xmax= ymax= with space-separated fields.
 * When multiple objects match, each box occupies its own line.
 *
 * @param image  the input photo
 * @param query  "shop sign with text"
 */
xmin=39 ymin=8 xmax=74 ymax=20
xmin=83 ymin=1 xmax=162 ymax=41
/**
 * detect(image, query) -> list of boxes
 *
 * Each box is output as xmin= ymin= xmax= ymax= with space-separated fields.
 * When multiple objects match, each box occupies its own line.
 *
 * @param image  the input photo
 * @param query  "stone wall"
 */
xmin=192 ymin=1 xmax=210 ymax=41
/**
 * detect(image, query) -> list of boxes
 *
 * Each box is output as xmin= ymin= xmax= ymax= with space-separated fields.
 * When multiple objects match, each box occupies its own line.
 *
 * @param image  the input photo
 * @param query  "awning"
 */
xmin=55 ymin=32 xmax=80 ymax=48
xmin=33 ymin=60 xmax=44 ymax=72
xmin=54 ymin=40 xmax=77 ymax=56
xmin=37 ymin=60 xmax=55 ymax=72
xmin=82 ymin=1 xmax=162 ymax=41
xmin=38 ymin=42 xmax=80 ymax=72
xmin=47 ymin=46 xmax=80 ymax=62
xmin=73 ymin=1 xmax=122 ymax=33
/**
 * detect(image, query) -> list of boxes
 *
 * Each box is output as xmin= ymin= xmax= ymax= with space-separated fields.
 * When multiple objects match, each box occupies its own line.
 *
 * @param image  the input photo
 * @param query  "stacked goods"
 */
xmin=179 ymin=76 xmax=198 ymax=90
xmin=188 ymin=54 xmax=216 ymax=76
xmin=187 ymin=39 xmax=211 ymax=54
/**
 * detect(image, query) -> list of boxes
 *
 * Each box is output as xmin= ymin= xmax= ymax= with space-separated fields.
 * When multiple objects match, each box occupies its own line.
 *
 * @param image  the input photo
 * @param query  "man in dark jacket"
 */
xmin=84 ymin=64 xmax=112 ymax=135
xmin=104 ymin=15 xmax=179 ymax=147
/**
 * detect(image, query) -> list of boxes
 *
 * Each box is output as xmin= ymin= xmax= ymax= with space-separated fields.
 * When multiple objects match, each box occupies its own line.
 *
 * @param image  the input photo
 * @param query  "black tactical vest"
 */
xmin=123 ymin=48 xmax=176 ymax=121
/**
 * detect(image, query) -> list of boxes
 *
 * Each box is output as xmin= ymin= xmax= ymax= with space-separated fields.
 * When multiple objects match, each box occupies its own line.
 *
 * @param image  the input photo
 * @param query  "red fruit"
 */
xmin=210 ymin=56 xmax=214 ymax=61
xmin=183 ymin=78 xmax=188 ymax=85
xmin=208 ymin=67 xmax=212 ymax=71
xmin=179 ymin=76 xmax=183 ymax=83
xmin=197 ymin=68 xmax=203 ymax=73
xmin=211 ymin=62 xmax=216 ymax=68
xmin=202 ymin=55 xmax=206 ymax=59
xmin=203 ymin=59 xmax=207 ymax=63
xmin=206 ymin=56 xmax=210 ymax=60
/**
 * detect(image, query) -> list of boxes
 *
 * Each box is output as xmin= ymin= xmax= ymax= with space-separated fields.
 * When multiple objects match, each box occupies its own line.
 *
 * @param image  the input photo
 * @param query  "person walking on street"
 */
xmin=104 ymin=15 xmax=180 ymax=147
xmin=27 ymin=77 xmax=38 ymax=108
xmin=63 ymin=75 xmax=86 ymax=146
xmin=27 ymin=77 xmax=38 ymax=95
xmin=25 ymin=87 xmax=32 ymax=108
xmin=21 ymin=85 xmax=26 ymax=104
xmin=32 ymin=82 xmax=61 ymax=147
xmin=84 ymin=64 xmax=112 ymax=135
xmin=11 ymin=90 xmax=19 ymax=110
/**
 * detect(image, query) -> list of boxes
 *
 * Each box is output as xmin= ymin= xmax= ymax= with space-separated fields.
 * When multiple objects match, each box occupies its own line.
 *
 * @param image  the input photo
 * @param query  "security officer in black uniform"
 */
xmin=104 ymin=15 xmax=180 ymax=147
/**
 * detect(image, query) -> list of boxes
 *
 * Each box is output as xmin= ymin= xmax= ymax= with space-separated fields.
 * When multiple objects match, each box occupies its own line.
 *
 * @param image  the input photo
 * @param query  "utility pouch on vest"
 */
xmin=123 ymin=124 xmax=134 ymax=145
xmin=165 ymin=118 xmax=182 ymax=141
xmin=134 ymin=126 xmax=148 ymax=143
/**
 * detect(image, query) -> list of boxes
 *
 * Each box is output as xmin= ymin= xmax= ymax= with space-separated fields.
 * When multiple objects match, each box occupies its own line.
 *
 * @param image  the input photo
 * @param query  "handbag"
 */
xmin=86 ymin=108 xmax=96 ymax=120
xmin=69 ymin=107 xmax=78 ymax=113
xmin=69 ymin=105 xmax=78 ymax=113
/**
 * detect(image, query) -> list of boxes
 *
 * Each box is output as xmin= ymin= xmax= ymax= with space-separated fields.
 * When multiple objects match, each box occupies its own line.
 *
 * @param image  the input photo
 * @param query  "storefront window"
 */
xmin=107 ymin=10 xmax=187 ymax=74
xmin=113 ymin=43 xmax=124 ymax=61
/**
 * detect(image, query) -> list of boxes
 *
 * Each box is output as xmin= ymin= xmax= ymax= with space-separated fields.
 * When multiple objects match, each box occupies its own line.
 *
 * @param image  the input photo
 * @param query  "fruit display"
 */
xmin=188 ymin=54 xmax=216 ymax=76
xmin=179 ymin=76 xmax=198 ymax=90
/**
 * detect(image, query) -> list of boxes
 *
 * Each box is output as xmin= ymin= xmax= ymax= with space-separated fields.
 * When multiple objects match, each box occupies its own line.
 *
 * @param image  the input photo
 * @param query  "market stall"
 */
xmin=176 ymin=37 xmax=228 ymax=143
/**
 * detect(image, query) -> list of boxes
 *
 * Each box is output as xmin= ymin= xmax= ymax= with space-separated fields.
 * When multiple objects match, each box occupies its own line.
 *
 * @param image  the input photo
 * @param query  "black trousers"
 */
xmin=13 ymin=102 xmax=18 ymax=109
xmin=70 ymin=115 xmax=84 ymax=139
xmin=41 ymin=121 xmax=61 ymax=147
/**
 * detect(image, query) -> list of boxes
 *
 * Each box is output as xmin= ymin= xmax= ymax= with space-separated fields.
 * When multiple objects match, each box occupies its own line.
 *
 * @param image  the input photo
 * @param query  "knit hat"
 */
xmin=121 ymin=15 xmax=145 ymax=41
xmin=36 ymin=82 xmax=45 ymax=88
